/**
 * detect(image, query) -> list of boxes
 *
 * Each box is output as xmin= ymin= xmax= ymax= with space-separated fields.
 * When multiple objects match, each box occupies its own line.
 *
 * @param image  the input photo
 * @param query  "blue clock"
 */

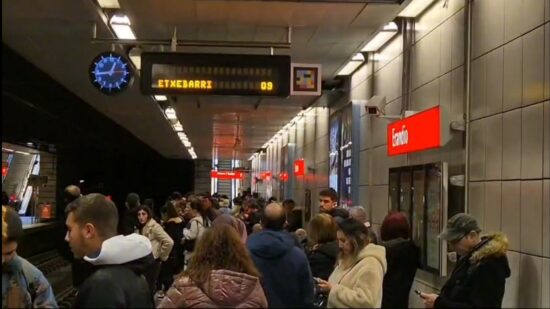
xmin=90 ymin=52 xmax=133 ymax=95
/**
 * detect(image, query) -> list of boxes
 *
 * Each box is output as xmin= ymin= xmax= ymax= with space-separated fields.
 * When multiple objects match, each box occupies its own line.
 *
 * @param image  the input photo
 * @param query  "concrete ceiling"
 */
xmin=2 ymin=0 xmax=404 ymax=160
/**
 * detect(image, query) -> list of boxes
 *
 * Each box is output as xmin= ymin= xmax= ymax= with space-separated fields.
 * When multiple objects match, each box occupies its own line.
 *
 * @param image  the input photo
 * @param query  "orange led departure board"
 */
xmin=140 ymin=53 xmax=291 ymax=97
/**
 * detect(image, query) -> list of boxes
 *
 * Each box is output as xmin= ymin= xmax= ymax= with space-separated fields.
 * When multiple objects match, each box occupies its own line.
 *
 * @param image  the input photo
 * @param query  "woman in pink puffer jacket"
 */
xmin=158 ymin=224 xmax=267 ymax=308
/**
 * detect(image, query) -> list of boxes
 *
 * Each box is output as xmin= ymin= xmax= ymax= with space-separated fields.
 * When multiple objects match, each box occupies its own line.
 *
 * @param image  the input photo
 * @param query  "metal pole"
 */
xmin=91 ymin=38 xmax=292 ymax=49
xmin=464 ymin=0 xmax=473 ymax=213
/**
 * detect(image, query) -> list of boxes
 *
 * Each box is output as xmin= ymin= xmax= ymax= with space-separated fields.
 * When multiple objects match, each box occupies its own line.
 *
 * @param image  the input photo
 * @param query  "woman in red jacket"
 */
xmin=158 ymin=224 xmax=267 ymax=308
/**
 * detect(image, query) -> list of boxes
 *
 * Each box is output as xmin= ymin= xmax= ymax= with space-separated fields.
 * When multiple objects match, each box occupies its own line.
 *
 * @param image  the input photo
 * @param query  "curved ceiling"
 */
xmin=2 ymin=0 xmax=404 ymax=160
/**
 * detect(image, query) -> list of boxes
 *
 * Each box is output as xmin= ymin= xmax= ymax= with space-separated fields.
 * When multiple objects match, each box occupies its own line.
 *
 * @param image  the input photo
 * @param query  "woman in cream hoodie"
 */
xmin=317 ymin=218 xmax=387 ymax=308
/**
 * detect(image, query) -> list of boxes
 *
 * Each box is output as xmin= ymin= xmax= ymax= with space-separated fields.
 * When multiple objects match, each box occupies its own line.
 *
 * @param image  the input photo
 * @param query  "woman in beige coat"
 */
xmin=317 ymin=218 xmax=387 ymax=308
xmin=137 ymin=205 xmax=174 ymax=294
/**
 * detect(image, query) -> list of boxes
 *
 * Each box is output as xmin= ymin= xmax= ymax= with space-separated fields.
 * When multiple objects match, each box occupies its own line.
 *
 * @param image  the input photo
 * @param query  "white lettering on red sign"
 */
xmin=392 ymin=125 xmax=409 ymax=147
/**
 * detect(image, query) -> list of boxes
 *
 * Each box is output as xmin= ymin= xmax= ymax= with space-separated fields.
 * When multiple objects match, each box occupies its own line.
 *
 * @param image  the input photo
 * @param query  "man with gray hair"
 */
xmin=420 ymin=213 xmax=510 ymax=308
xmin=349 ymin=205 xmax=378 ymax=244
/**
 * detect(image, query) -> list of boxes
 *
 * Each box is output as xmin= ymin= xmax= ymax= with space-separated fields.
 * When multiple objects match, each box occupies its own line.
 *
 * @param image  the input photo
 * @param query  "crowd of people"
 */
xmin=1 ymin=186 xmax=511 ymax=308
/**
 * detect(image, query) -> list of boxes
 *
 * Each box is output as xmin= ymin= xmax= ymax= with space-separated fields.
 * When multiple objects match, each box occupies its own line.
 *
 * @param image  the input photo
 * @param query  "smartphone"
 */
xmin=414 ymin=290 xmax=424 ymax=298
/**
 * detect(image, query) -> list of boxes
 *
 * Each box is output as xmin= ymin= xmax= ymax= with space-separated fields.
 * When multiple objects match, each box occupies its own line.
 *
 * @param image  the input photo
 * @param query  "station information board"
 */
xmin=141 ymin=53 xmax=291 ymax=97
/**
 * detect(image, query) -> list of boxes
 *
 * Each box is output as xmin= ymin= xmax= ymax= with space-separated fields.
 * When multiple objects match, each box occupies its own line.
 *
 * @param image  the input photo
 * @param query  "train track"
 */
xmin=27 ymin=250 xmax=74 ymax=307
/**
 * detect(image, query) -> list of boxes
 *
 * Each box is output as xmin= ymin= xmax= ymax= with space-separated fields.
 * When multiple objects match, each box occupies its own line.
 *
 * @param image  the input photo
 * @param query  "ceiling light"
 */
xmin=183 ymin=140 xmax=191 ymax=147
xmin=154 ymin=95 xmax=167 ymax=101
xmin=165 ymin=107 xmax=177 ymax=120
xmin=352 ymin=53 xmax=365 ymax=61
xmin=173 ymin=122 xmax=183 ymax=132
xmin=398 ymin=0 xmax=436 ymax=17
xmin=128 ymin=47 xmax=141 ymax=70
xmin=109 ymin=14 xmax=136 ymax=40
xmin=383 ymin=22 xmax=398 ymax=31
xmin=361 ymin=24 xmax=398 ymax=52
xmin=177 ymin=132 xmax=187 ymax=140
xmin=337 ymin=60 xmax=363 ymax=76
xmin=97 ymin=0 xmax=120 ymax=9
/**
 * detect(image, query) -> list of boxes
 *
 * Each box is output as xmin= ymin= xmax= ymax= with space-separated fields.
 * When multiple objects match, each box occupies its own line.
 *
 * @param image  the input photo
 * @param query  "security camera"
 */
xmin=365 ymin=105 xmax=381 ymax=116
xmin=363 ymin=95 xmax=386 ymax=116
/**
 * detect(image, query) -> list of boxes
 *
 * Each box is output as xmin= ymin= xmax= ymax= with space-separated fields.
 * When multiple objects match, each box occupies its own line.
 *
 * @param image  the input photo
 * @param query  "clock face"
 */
xmin=90 ymin=52 xmax=133 ymax=95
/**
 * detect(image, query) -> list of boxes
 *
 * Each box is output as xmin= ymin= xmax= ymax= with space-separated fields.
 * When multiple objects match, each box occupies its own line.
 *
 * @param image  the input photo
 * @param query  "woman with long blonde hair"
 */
xmin=158 ymin=224 xmax=267 ymax=308
xmin=316 ymin=218 xmax=387 ymax=308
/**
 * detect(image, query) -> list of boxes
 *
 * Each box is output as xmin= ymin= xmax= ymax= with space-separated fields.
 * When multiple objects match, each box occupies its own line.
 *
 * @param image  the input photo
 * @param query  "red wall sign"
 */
xmin=387 ymin=106 xmax=441 ymax=156
xmin=294 ymin=159 xmax=305 ymax=176
xmin=211 ymin=170 xmax=244 ymax=180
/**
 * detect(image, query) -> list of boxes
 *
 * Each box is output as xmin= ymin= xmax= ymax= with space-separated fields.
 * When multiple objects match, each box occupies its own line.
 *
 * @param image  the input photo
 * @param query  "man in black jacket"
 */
xmin=319 ymin=188 xmax=349 ymax=222
xmin=65 ymin=193 xmax=154 ymax=308
xmin=421 ymin=213 xmax=510 ymax=308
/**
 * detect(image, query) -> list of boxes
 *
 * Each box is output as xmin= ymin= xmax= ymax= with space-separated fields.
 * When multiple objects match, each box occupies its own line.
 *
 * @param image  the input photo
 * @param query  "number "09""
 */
xmin=260 ymin=81 xmax=273 ymax=91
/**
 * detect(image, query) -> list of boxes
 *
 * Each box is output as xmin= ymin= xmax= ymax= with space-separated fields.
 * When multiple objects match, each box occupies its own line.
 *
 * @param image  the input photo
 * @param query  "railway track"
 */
xmin=27 ymin=250 xmax=74 ymax=307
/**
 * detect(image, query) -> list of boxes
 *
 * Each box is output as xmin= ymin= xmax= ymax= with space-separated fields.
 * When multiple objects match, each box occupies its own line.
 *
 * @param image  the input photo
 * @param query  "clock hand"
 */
xmin=109 ymin=62 xmax=116 ymax=75
xmin=95 ymin=70 xmax=126 ymax=76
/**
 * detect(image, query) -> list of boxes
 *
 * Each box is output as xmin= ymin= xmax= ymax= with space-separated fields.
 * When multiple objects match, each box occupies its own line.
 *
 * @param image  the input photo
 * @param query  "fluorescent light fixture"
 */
xmin=15 ymin=150 xmax=30 ymax=156
xmin=97 ymin=0 xmax=120 ymax=9
xmin=398 ymin=0 xmax=436 ymax=17
xmin=173 ymin=122 xmax=183 ymax=132
xmin=110 ymin=14 xmax=136 ymax=40
xmin=352 ymin=53 xmax=365 ymax=61
xmin=361 ymin=30 xmax=397 ymax=52
xmin=79 ymin=179 xmax=85 ymax=183
xmin=154 ymin=95 xmax=167 ymax=101
xmin=177 ymin=132 xmax=187 ymax=140
xmin=336 ymin=60 xmax=363 ymax=76
xmin=128 ymin=47 xmax=141 ymax=70
xmin=183 ymin=140 xmax=191 ymax=147
xmin=383 ymin=22 xmax=398 ymax=31
xmin=165 ymin=107 xmax=177 ymax=120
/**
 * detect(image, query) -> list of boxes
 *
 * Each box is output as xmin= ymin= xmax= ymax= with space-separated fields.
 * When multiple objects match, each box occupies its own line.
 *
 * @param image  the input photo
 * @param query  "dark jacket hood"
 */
xmin=247 ymin=229 xmax=295 ymax=259
xmin=84 ymin=234 xmax=153 ymax=273
xmin=316 ymin=241 xmax=339 ymax=259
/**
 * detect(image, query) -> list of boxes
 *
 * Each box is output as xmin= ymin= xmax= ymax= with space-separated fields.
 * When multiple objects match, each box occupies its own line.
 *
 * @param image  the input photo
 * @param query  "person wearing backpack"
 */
xmin=2 ymin=206 xmax=57 ymax=308
xmin=182 ymin=198 xmax=210 ymax=265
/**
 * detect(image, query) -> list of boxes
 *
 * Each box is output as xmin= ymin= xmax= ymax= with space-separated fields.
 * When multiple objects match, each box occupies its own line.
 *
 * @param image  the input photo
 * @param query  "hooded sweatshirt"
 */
xmin=247 ymin=229 xmax=314 ymax=308
xmin=158 ymin=269 xmax=267 ymax=308
xmin=73 ymin=234 xmax=155 ymax=308
xmin=328 ymin=244 xmax=387 ymax=308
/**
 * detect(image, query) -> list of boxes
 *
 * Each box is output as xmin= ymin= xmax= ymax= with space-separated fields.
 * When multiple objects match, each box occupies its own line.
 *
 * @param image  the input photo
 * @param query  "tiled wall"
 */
xmin=256 ymin=0 xmax=550 ymax=307
xmin=254 ymin=104 xmax=330 ymax=215
xmin=468 ymin=0 xmax=550 ymax=307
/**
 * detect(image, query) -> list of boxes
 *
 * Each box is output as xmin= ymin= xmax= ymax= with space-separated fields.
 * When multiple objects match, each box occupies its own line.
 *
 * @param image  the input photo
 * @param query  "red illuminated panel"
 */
xmin=211 ymin=170 xmax=243 ymax=180
xmin=294 ymin=159 xmax=305 ymax=176
xmin=387 ymin=106 xmax=441 ymax=156
xmin=279 ymin=171 xmax=289 ymax=182
xmin=1 ymin=166 xmax=7 ymax=177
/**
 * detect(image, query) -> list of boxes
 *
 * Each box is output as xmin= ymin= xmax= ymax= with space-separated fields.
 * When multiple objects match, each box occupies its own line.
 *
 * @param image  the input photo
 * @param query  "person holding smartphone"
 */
xmin=316 ymin=218 xmax=386 ymax=308
xmin=419 ymin=213 xmax=510 ymax=308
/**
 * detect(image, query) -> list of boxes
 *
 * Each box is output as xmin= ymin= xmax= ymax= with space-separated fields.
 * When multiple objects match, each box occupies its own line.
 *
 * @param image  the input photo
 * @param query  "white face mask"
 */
xmin=447 ymin=251 xmax=457 ymax=263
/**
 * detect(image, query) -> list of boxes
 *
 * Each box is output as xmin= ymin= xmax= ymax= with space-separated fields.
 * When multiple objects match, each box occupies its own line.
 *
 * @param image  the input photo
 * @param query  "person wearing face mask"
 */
xmin=316 ymin=218 xmax=387 ymax=308
xmin=318 ymin=189 xmax=349 ymax=223
xmin=420 ymin=213 xmax=510 ymax=308
xmin=136 ymin=205 xmax=174 ymax=296
xmin=2 ymin=206 xmax=57 ymax=308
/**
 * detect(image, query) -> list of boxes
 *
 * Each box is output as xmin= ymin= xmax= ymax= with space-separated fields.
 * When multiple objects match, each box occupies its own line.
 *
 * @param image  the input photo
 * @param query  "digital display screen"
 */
xmin=140 ymin=53 xmax=290 ymax=97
